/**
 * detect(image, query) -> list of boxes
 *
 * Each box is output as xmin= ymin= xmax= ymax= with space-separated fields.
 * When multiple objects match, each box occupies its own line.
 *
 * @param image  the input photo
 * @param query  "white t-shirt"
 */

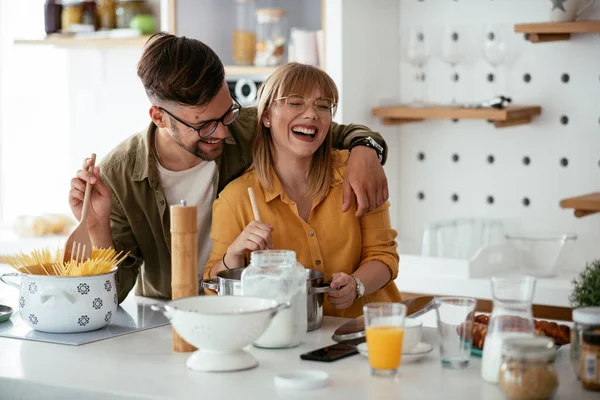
xmin=157 ymin=160 xmax=217 ymax=281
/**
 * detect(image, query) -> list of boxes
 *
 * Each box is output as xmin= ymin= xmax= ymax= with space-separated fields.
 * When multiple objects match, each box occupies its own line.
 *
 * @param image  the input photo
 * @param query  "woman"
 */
xmin=204 ymin=63 xmax=401 ymax=318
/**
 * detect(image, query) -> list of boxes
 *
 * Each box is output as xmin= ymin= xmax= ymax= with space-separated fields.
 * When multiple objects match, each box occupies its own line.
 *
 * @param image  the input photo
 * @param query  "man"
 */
xmin=68 ymin=33 xmax=390 ymax=303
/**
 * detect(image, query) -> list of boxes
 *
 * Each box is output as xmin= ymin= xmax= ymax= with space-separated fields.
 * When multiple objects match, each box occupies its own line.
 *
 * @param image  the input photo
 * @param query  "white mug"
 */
xmin=550 ymin=0 xmax=596 ymax=22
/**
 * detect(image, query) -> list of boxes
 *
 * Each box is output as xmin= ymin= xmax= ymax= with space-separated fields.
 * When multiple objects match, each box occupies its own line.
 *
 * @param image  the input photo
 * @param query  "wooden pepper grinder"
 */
xmin=170 ymin=199 xmax=198 ymax=352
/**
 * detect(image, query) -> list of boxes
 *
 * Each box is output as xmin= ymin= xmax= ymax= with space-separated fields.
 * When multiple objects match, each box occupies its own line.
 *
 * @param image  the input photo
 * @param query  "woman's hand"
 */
xmin=328 ymin=272 xmax=358 ymax=310
xmin=227 ymin=221 xmax=274 ymax=257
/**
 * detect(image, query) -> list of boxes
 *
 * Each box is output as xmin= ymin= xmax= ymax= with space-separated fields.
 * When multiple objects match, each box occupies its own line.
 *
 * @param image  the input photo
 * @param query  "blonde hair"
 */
xmin=252 ymin=63 xmax=340 ymax=202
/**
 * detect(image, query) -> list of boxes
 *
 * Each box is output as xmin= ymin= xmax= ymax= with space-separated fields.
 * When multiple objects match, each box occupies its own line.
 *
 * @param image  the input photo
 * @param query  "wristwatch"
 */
xmin=350 ymin=136 xmax=384 ymax=163
xmin=351 ymin=275 xmax=365 ymax=299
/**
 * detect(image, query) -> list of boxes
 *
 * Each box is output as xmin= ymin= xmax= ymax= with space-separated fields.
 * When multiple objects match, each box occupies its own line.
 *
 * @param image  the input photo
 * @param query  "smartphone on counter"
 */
xmin=300 ymin=343 xmax=359 ymax=362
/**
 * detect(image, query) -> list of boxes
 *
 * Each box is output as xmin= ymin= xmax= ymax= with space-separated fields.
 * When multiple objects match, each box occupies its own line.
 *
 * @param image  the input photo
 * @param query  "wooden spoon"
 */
xmin=248 ymin=187 xmax=262 ymax=222
xmin=62 ymin=154 xmax=96 ymax=264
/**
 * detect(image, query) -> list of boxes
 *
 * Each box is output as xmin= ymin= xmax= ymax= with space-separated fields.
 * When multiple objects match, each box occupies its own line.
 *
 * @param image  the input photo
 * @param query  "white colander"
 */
xmin=152 ymin=296 xmax=289 ymax=372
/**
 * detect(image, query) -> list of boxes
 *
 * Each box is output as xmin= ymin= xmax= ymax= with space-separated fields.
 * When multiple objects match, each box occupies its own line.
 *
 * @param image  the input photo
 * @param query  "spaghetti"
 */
xmin=4 ymin=247 xmax=127 ymax=277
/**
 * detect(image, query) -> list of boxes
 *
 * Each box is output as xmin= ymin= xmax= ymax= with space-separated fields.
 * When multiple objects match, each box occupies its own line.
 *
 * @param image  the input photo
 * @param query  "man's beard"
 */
xmin=170 ymin=124 xmax=222 ymax=161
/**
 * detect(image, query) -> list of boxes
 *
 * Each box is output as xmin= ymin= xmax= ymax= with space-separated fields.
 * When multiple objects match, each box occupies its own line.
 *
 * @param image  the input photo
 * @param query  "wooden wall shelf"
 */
xmin=560 ymin=192 xmax=600 ymax=218
xmin=14 ymin=36 xmax=153 ymax=47
xmin=13 ymin=36 xmax=275 ymax=77
xmin=515 ymin=21 xmax=600 ymax=43
xmin=223 ymin=66 xmax=277 ymax=77
xmin=371 ymin=105 xmax=542 ymax=128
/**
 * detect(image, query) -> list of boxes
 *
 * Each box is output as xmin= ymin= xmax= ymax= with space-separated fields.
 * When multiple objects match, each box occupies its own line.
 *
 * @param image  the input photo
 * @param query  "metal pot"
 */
xmin=201 ymin=267 xmax=335 ymax=332
xmin=0 ymin=269 xmax=118 ymax=333
xmin=306 ymin=269 xmax=337 ymax=331
xmin=201 ymin=268 xmax=243 ymax=296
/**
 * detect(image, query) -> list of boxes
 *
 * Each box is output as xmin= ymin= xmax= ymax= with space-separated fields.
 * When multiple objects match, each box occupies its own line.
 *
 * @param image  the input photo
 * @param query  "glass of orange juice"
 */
xmin=363 ymin=302 xmax=407 ymax=377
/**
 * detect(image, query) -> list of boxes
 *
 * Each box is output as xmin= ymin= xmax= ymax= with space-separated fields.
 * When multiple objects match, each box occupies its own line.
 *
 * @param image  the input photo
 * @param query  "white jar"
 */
xmin=571 ymin=307 xmax=600 ymax=379
xmin=241 ymin=250 xmax=307 ymax=348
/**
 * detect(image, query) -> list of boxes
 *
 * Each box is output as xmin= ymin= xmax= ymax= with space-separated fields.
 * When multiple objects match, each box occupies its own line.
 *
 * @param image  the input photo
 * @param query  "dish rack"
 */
xmin=407 ymin=219 xmax=577 ymax=278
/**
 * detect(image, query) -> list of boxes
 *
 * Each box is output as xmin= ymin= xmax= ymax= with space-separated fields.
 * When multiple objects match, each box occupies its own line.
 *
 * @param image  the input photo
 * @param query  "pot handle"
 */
xmin=150 ymin=303 xmax=172 ymax=320
xmin=0 ymin=273 xmax=21 ymax=289
xmin=201 ymin=279 xmax=219 ymax=291
xmin=40 ymin=287 xmax=76 ymax=304
xmin=309 ymin=285 xmax=338 ymax=295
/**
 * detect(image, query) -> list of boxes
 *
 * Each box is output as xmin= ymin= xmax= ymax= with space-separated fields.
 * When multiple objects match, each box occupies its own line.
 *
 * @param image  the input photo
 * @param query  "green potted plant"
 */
xmin=569 ymin=259 xmax=600 ymax=308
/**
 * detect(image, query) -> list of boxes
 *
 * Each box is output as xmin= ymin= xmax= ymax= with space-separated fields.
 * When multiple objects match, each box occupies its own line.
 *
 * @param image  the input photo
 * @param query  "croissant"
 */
xmin=471 ymin=314 xmax=571 ymax=349
xmin=472 ymin=322 xmax=488 ymax=349
xmin=534 ymin=320 xmax=571 ymax=346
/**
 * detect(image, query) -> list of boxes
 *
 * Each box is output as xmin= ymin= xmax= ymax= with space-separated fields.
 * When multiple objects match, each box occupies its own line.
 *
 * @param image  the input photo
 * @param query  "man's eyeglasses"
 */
xmin=274 ymin=95 xmax=337 ymax=116
xmin=158 ymin=98 xmax=242 ymax=138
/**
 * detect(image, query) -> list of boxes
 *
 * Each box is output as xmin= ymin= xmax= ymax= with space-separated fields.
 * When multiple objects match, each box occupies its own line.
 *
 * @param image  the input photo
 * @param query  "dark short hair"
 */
xmin=137 ymin=32 xmax=225 ymax=106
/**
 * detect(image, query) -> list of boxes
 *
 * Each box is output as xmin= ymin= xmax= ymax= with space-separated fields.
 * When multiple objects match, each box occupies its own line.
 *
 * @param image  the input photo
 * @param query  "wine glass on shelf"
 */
xmin=404 ymin=26 xmax=431 ymax=107
xmin=439 ymin=25 xmax=470 ymax=106
xmin=482 ymin=24 xmax=508 ymax=98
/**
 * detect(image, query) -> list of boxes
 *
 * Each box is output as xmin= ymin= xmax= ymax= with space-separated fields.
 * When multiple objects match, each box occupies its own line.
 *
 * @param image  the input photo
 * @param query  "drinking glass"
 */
xmin=363 ymin=302 xmax=407 ymax=377
xmin=434 ymin=296 xmax=477 ymax=369
xmin=482 ymin=24 xmax=508 ymax=97
xmin=404 ymin=26 xmax=431 ymax=105
xmin=440 ymin=25 xmax=467 ymax=104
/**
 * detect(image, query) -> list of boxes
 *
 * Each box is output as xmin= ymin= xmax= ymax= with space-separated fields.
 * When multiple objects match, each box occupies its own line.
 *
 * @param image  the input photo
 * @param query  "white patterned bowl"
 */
xmin=152 ymin=296 xmax=289 ymax=372
xmin=0 ymin=268 xmax=118 ymax=333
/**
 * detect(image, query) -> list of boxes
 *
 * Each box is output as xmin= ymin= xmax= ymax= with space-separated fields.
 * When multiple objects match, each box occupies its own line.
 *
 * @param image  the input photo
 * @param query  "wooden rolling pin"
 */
xmin=170 ymin=200 xmax=198 ymax=352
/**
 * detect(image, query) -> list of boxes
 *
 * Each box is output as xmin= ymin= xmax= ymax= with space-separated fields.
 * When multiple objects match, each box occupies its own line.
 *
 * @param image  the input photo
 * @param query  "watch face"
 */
xmin=368 ymin=137 xmax=383 ymax=152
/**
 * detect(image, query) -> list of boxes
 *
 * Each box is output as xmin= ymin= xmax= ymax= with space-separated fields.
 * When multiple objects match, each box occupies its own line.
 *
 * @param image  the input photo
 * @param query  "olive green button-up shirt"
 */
xmin=99 ymin=106 xmax=388 ymax=302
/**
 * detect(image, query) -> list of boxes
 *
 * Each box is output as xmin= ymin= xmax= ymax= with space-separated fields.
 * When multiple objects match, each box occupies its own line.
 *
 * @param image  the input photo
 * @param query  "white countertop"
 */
xmin=0 ymin=308 xmax=595 ymax=399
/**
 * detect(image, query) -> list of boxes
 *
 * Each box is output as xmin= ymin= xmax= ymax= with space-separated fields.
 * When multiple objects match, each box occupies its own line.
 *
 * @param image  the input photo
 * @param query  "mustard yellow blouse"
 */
xmin=204 ymin=150 xmax=402 ymax=318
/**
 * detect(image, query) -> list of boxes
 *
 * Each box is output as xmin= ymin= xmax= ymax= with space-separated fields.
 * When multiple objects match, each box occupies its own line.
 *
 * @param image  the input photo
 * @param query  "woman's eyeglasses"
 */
xmin=274 ymin=94 xmax=337 ymax=116
xmin=159 ymin=98 xmax=242 ymax=138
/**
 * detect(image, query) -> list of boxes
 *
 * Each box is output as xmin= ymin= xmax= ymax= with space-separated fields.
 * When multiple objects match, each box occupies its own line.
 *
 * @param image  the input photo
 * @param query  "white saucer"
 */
xmin=274 ymin=370 xmax=329 ymax=390
xmin=357 ymin=342 xmax=434 ymax=363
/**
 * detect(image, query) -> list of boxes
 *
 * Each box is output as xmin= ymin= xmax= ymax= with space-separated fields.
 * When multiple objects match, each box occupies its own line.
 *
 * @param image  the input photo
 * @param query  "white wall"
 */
xmin=324 ymin=0 xmax=402 ymax=233
xmin=325 ymin=0 xmax=600 ymax=272
xmin=393 ymin=0 xmax=599 ymax=271
xmin=0 ymin=1 xmax=150 ymax=227
xmin=0 ymin=2 xmax=71 ymax=225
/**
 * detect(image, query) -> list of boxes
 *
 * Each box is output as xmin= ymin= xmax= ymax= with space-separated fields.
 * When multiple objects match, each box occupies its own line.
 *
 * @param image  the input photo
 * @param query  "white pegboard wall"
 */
xmin=390 ymin=0 xmax=600 ymax=271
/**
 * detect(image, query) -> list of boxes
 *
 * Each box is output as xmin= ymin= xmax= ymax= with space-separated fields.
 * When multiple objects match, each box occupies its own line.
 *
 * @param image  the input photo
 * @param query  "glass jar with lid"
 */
xmin=571 ymin=307 xmax=600 ymax=378
xmin=44 ymin=1 xmax=62 ymax=35
xmin=233 ymin=0 xmax=256 ymax=65
xmin=254 ymin=8 xmax=287 ymax=66
xmin=81 ymin=1 xmax=97 ymax=28
xmin=98 ymin=0 xmax=117 ymax=30
xmin=581 ymin=329 xmax=600 ymax=391
xmin=116 ymin=0 xmax=149 ymax=29
xmin=62 ymin=1 xmax=83 ymax=33
xmin=498 ymin=336 xmax=558 ymax=400
xmin=241 ymin=250 xmax=307 ymax=349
